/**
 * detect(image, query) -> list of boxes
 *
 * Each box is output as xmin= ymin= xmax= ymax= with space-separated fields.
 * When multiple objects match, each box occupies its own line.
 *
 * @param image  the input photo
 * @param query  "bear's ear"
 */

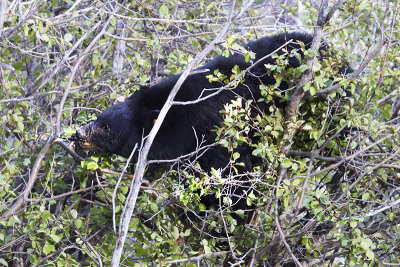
xmin=128 ymin=85 xmax=149 ymax=99
xmin=142 ymin=109 xmax=161 ymax=132
xmin=147 ymin=109 xmax=161 ymax=118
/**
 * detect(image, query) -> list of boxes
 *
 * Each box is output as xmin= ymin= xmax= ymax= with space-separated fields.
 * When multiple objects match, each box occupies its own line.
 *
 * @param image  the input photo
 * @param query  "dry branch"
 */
xmin=163 ymin=251 xmax=230 ymax=264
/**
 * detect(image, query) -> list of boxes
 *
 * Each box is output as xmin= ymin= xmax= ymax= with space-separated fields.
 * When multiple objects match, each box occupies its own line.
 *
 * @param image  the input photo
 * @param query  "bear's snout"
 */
xmin=74 ymin=126 xmax=89 ymax=141
xmin=70 ymin=123 xmax=101 ymax=151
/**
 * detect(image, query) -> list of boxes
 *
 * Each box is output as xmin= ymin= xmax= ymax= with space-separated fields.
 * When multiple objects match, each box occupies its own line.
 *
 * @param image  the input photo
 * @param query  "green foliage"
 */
xmin=1 ymin=0 xmax=400 ymax=266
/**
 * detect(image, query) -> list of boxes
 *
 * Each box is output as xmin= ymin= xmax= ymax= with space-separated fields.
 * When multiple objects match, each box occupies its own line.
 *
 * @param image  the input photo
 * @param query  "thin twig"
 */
xmin=163 ymin=251 xmax=230 ymax=264
xmin=25 ymin=184 xmax=109 ymax=202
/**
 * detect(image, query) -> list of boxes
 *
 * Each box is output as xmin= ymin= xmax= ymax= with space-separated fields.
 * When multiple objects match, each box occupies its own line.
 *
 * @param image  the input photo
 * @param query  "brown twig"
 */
xmin=163 ymin=251 xmax=230 ymax=264
xmin=54 ymin=139 xmax=84 ymax=161
xmin=25 ymin=184 xmax=109 ymax=202
xmin=285 ymin=150 xmax=344 ymax=162
xmin=377 ymin=89 xmax=399 ymax=105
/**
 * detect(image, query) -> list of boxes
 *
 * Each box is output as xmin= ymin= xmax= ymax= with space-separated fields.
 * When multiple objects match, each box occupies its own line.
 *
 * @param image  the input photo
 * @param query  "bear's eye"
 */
xmin=98 ymin=122 xmax=110 ymax=132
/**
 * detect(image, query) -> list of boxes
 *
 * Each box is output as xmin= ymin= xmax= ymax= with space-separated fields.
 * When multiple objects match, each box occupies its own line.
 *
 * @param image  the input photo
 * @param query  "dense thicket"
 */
xmin=0 ymin=0 xmax=399 ymax=266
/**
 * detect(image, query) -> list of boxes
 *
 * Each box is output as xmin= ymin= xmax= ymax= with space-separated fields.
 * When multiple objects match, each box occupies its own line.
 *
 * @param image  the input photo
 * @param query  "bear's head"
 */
xmin=71 ymin=96 xmax=160 ymax=158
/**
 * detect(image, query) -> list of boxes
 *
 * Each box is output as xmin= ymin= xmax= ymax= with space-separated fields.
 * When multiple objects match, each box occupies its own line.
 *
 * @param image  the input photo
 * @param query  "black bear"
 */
xmin=73 ymin=32 xmax=332 ymax=167
xmin=72 ymin=32 xmax=349 ymax=234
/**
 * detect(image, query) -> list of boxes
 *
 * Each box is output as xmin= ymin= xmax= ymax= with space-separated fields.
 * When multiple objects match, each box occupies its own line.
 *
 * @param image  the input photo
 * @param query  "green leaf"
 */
xmin=51 ymin=0 xmax=58 ymax=8
xmin=171 ymin=245 xmax=180 ymax=254
xmin=118 ymin=193 xmax=125 ymax=202
xmin=50 ymin=234 xmax=62 ymax=243
xmin=74 ymin=219 xmax=83 ymax=229
xmin=244 ymin=53 xmax=250 ymax=62
xmin=350 ymin=142 xmax=357 ymax=149
xmin=71 ymin=209 xmax=78 ymax=219
xmin=298 ymin=64 xmax=309 ymax=73
xmin=39 ymin=33 xmax=50 ymax=42
xmin=281 ymin=160 xmax=292 ymax=168
xmin=365 ymin=250 xmax=374 ymax=260
xmin=150 ymin=202 xmax=158 ymax=212
xmin=234 ymin=209 xmax=245 ymax=219
xmin=43 ymin=243 xmax=55 ymax=255
xmin=121 ymin=185 xmax=129 ymax=194
xmin=222 ymin=50 xmax=230 ymax=58
xmin=86 ymin=161 xmax=98 ymax=170
xmin=64 ymin=33 xmax=73 ymax=43
xmin=202 ymin=239 xmax=211 ymax=253
xmin=362 ymin=192 xmax=370 ymax=201
xmin=309 ymin=86 xmax=316 ymax=96
xmin=92 ymin=53 xmax=99 ymax=66
xmin=7 ymin=216 xmax=20 ymax=226
xmin=159 ymin=5 xmax=169 ymax=18
xmin=276 ymin=188 xmax=284 ymax=197
xmin=29 ymin=254 xmax=38 ymax=265
xmin=172 ymin=226 xmax=179 ymax=240
xmin=42 ymin=210 xmax=50 ymax=221
xmin=17 ymin=121 xmax=24 ymax=132
xmin=291 ymin=163 xmax=298 ymax=171
xmin=183 ymin=228 xmax=191 ymax=237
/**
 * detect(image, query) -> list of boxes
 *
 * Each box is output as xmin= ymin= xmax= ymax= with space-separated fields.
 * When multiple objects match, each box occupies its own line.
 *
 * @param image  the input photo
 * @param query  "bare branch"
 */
xmin=163 ymin=251 xmax=230 ymax=264
xmin=377 ymin=89 xmax=399 ymax=104
xmin=54 ymin=139 xmax=84 ymax=161
xmin=324 ymin=0 xmax=344 ymax=24
xmin=286 ymin=150 xmax=344 ymax=161
xmin=110 ymin=1 xmax=239 ymax=265
xmin=25 ymin=184 xmax=109 ymax=202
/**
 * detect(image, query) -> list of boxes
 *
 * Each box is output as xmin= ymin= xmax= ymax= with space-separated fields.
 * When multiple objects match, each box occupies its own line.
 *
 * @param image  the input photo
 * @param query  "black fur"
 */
xmin=74 ymin=32 xmax=322 ymax=170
